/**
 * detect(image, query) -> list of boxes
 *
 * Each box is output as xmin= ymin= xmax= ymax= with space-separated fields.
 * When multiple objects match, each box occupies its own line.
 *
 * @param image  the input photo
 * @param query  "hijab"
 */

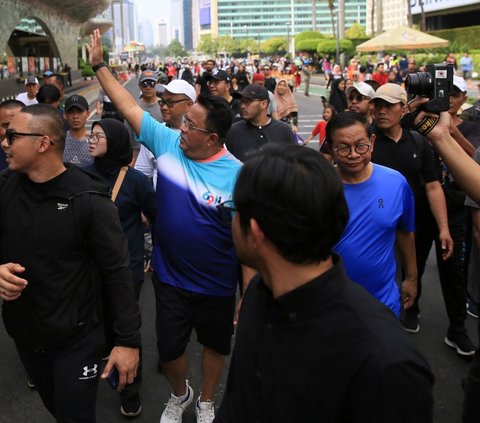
xmin=92 ymin=118 xmax=132 ymax=176
xmin=328 ymin=78 xmax=348 ymax=113
xmin=274 ymin=78 xmax=298 ymax=119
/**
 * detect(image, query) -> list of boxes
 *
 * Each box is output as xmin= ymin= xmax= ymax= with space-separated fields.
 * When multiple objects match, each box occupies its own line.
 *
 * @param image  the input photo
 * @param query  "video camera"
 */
xmin=405 ymin=63 xmax=454 ymax=113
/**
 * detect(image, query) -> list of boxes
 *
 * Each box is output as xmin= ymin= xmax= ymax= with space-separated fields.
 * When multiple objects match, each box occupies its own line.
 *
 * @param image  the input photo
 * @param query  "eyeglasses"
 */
xmin=262 ymin=68 xmax=270 ymax=71
xmin=348 ymin=93 xmax=369 ymax=102
xmin=216 ymin=200 xmax=237 ymax=225
xmin=334 ymin=143 xmax=371 ymax=157
xmin=240 ymin=98 xmax=262 ymax=106
xmin=140 ymin=80 xmax=156 ymax=88
xmin=158 ymin=98 xmax=190 ymax=108
xmin=181 ymin=116 xmax=213 ymax=134
xmin=86 ymin=133 xmax=107 ymax=144
xmin=4 ymin=129 xmax=50 ymax=146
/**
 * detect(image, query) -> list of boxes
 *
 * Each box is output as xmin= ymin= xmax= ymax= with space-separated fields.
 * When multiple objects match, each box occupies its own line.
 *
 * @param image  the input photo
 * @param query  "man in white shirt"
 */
xmin=15 ymin=76 xmax=39 ymax=106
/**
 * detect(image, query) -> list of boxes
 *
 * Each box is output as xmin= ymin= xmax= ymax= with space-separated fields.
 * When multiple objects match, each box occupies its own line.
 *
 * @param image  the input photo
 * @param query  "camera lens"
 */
xmin=405 ymin=72 xmax=432 ymax=95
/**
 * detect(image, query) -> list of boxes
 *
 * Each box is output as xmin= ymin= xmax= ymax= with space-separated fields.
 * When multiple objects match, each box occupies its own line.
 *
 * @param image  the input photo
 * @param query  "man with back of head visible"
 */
xmin=88 ymin=29 xmax=246 ymax=423
xmin=0 ymin=99 xmax=24 ymax=171
xmin=325 ymin=111 xmax=417 ymax=317
xmin=44 ymin=72 xmax=65 ymax=104
xmin=346 ymin=82 xmax=375 ymax=123
xmin=214 ymin=144 xmax=433 ymax=422
xmin=0 ymin=104 xmax=140 ymax=422
xmin=16 ymin=76 xmax=39 ymax=106
xmin=63 ymin=94 xmax=92 ymax=167
xmin=370 ymin=83 xmax=476 ymax=356
xmin=226 ymin=85 xmax=295 ymax=162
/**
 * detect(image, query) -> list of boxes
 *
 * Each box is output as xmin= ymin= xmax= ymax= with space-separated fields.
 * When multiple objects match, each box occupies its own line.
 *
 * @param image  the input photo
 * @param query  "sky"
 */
xmin=134 ymin=0 xmax=171 ymax=24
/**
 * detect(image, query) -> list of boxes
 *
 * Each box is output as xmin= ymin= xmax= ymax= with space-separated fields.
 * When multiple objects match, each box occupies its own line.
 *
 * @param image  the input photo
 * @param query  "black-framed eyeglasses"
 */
xmin=334 ymin=143 xmax=371 ymax=157
xmin=86 ymin=133 xmax=107 ymax=144
xmin=4 ymin=129 xmax=50 ymax=146
xmin=140 ymin=80 xmax=156 ymax=88
xmin=216 ymin=200 xmax=237 ymax=225
xmin=348 ymin=93 xmax=368 ymax=102
xmin=240 ymin=98 xmax=262 ymax=106
xmin=158 ymin=98 xmax=190 ymax=108
xmin=181 ymin=116 xmax=213 ymax=134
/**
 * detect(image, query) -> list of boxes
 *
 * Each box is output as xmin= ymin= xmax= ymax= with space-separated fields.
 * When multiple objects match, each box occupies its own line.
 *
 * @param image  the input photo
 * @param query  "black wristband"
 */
xmin=92 ymin=62 xmax=107 ymax=72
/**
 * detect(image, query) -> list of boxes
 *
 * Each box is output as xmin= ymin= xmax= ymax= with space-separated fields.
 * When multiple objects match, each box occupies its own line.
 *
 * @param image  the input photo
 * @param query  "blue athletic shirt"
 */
xmin=138 ymin=112 xmax=242 ymax=296
xmin=333 ymin=164 xmax=415 ymax=317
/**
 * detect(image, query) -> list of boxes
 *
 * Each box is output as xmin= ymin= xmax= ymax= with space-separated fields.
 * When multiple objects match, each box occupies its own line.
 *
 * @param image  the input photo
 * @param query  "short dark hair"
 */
xmin=36 ymin=85 xmax=61 ymax=104
xmin=325 ymin=111 xmax=372 ymax=146
xmin=234 ymin=145 xmax=348 ymax=264
xmin=363 ymin=79 xmax=380 ymax=91
xmin=196 ymin=95 xmax=232 ymax=144
xmin=0 ymin=99 xmax=25 ymax=110
xmin=21 ymin=104 xmax=66 ymax=152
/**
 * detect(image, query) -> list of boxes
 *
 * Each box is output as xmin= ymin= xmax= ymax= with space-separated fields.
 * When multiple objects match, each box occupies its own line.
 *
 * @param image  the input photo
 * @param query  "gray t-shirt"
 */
xmin=63 ymin=131 xmax=93 ymax=167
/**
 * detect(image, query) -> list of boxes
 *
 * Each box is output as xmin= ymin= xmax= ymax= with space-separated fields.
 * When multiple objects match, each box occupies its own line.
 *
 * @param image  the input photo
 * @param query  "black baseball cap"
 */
xmin=232 ymin=84 xmax=269 ymax=101
xmin=65 ymin=94 xmax=89 ymax=111
xmin=205 ymin=69 xmax=231 ymax=83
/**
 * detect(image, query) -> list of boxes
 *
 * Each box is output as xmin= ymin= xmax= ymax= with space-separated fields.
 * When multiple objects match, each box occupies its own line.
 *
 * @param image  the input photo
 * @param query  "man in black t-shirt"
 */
xmin=205 ymin=70 xmax=241 ymax=121
xmin=194 ymin=59 xmax=215 ymax=98
xmin=370 ymin=83 xmax=476 ymax=357
xmin=226 ymin=85 xmax=295 ymax=162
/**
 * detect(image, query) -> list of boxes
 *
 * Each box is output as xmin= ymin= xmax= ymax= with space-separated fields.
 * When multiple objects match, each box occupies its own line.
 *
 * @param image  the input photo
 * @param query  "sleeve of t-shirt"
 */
xmin=137 ymin=112 xmax=180 ymax=158
xmin=311 ymin=121 xmax=323 ymax=137
xmin=465 ymin=148 xmax=480 ymax=208
xmin=134 ymin=145 xmax=156 ymax=179
xmin=398 ymin=179 xmax=416 ymax=232
xmin=419 ymin=137 xmax=440 ymax=183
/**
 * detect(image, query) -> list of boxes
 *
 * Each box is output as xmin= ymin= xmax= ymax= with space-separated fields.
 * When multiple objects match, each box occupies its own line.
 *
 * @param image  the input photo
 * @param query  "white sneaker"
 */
xmin=195 ymin=397 xmax=215 ymax=423
xmin=160 ymin=382 xmax=194 ymax=423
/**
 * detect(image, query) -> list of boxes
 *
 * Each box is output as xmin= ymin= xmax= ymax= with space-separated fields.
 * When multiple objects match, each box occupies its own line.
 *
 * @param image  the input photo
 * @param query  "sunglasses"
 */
xmin=4 ymin=129 xmax=53 ymax=146
xmin=158 ymin=98 xmax=190 ymax=108
xmin=140 ymin=80 xmax=156 ymax=88
xmin=348 ymin=93 xmax=369 ymax=102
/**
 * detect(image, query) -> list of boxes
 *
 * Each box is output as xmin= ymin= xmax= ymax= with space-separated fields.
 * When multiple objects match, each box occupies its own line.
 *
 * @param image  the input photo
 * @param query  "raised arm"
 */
xmin=87 ymin=29 xmax=143 ymax=135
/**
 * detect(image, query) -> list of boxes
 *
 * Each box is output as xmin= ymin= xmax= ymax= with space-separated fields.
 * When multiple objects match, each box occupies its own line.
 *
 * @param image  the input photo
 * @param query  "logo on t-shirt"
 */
xmin=202 ymin=191 xmax=223 ymax=205
xmin=378 ymin=198 xmax=384 ymax=208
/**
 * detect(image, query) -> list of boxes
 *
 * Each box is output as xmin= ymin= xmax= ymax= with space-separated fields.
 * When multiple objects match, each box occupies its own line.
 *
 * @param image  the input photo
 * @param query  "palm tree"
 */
xmin=328 ymin=0 xmax=336 ymax=39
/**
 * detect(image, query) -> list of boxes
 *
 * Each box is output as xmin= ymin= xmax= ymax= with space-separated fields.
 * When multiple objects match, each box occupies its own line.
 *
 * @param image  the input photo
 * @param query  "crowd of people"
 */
xmin=1 ymin=26 xmax=480 ymax=423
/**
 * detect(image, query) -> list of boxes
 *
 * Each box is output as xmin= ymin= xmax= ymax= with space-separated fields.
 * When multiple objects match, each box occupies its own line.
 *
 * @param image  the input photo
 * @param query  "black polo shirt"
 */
xmin=226 ymin=119 xmax=296 ymax=162
xmin=371 ymin=125 xmax=439 ymax=218
xmin=215 ymin=258 xmax=434 ymax=423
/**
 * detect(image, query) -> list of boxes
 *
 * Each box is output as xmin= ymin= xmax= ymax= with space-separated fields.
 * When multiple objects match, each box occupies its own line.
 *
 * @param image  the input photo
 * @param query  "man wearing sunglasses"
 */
xmin=325 ymin=111 xmax=417 ymax=318
xmin=0 ymin=99 xmax=24 ymax=171
xmin=0 ymin=104 xmax=141 ymax=422
xmin=126 ymin=70 xmax=163 ymax=164
xmin=88 ymin=29 xmax=244 ymax=423
xmin=346 ymin=82 xmax=375 ymax=124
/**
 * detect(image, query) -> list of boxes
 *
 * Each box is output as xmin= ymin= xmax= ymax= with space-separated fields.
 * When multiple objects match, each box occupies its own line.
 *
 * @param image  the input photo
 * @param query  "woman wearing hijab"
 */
xmin=86 ymin=118 xmax=156 ymax=417
xmin=274 ymin=78 xmax=299 ymax=132
xmin=328 ymin=78 xmax=348 ymax=113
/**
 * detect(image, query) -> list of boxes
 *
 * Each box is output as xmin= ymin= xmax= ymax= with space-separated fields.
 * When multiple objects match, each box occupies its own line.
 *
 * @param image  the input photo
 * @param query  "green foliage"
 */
xmin=261 ymin=37 xmax=287 ymax=55
xmin=295 ymin=31 xmax=324 ymax=42
xmin=430 ymin=25 xmax=480 ymax=50
xmin=345 ymin=23 xmax=366 ymax=39
xmin=317 ymin=39 xmax=354 ymax=56
xmin=167 ymin=40 xmax=187 ymax=57
xmin=297 ymin=39 xmax=323 ymax=52
xmin=197 ymin=35 xmax=218 ymax=55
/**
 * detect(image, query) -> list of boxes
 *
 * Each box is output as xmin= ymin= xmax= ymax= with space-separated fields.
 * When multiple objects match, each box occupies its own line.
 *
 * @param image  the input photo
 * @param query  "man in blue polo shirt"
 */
xmin=88 ymin=30 xmax=243 ymax=423
xmin=325 ymin=112 xmax=417 ymax=317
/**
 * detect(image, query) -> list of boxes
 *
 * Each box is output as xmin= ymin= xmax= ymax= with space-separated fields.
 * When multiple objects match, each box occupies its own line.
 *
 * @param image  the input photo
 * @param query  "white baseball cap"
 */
xmin=164 ymin=80 xmax=196 ymax=102
xmin=453 ymin=75 xmax=467 ymax=93
xmin=346 ymin=82 xmax=375 ymax=99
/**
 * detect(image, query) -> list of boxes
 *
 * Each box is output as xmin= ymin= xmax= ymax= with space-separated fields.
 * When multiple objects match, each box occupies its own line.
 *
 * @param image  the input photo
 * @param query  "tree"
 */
xmin=345 ymin=23 xmax=366 ymax=39
xmin=295 ymin=31 xmax=324 ymax=43
xmin=317 ymin=39 xmax=354 ymax=56
xmin=167 ymin=40 xmax=187 ymax=57
xmin=327 ymin=0 xmax=336 ymax=38
xmin=197 ymin=35 xmax=219 ymax=55
xmin=261 ymin=37 xmax=287 ymax=55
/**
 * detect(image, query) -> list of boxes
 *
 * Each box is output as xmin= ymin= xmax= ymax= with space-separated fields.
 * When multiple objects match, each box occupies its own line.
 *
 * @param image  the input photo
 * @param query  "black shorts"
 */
xmin=152 ymin=273 xmax=235 ymax=362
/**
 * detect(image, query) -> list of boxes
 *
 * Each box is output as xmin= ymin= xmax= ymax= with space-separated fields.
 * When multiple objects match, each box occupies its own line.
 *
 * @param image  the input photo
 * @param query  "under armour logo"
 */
xmin=378 ymin=199 xmax=384 ymax=208
xmin=83 ymin=364 xmax=98 ymax=377
xmin=57 ymin=202 xmax=68 ymax=211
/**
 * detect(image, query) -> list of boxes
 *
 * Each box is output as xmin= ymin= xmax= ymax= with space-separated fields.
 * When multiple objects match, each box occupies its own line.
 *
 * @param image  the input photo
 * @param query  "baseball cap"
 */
xmin=25 ymin=76 xmax=39 ymax=85
xmin=453 ymin=75 xmax=467 ymax=93
xmin=164 ymin=79 xmax=196 ymax=102
xmin=346 ymin=82 xmax=375 ymax=99
xmin=43 ymin=70 xmax=54 ymax=78
xmin=139 ymin=70 xmax=157 ymax=83
xmin=370 ymin=83 xmax=407 ymax=104
xmin=252 ymin=73 xmax=265 ymax=83
xmin=232 ymin=84 xmax=269 ymax=101
xmin=64 ymin=94 xmax=89 ymax=112
xmin=205 ymin=69 xmax=231 ymax=83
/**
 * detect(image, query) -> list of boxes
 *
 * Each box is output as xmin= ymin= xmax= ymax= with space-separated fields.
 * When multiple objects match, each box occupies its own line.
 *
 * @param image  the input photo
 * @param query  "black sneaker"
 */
xmin=444 ymin=331 xmax=476 ymax=357
xmin=120 ymin=395 xmax=142 ymax=418
xmin=402 ymin=309 xmax=420 ymax=333
xmin=467 ymin=297 xmax=480 ymax=319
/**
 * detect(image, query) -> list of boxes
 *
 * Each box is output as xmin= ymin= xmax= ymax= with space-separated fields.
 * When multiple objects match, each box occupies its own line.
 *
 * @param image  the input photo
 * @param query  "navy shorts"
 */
xmin=152 ymin=273 xmax=235 ymax=362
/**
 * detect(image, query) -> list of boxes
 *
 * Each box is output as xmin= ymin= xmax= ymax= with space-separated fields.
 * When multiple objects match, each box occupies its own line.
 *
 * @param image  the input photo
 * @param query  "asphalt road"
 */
xmin=0 ymin=77 xmax=477 ymax=423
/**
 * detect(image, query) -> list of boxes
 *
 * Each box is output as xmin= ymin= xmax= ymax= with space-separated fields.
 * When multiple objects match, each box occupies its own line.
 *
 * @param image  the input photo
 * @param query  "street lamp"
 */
xmin=286 ymin=21 xmax=291 ymax=58
xmin=333 ymin=9 xmax=340 ymax=65
xmin=244 ymin=25 xmax=250 ymax=59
